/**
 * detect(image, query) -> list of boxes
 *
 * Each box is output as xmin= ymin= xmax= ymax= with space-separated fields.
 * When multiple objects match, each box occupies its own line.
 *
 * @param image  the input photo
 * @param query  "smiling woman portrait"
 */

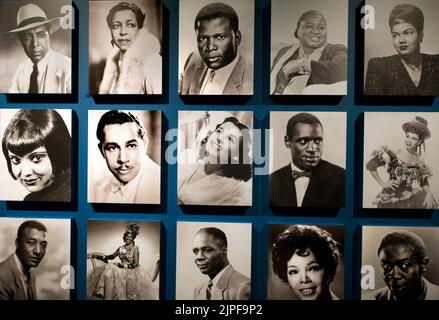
xmin=364 ymin=2 xmax=439 ymax=95
xmin=269 ymin=224 xmax=344 ymax=300
xmin=177 ymin=111 xmax=253 ymax=206
xmin=270 ymin=0 xmax=348 ymax=95
xmin=0 ymin=109 xmax=71 ymax=202
xmin=89 ymin=0 xmax=162 ymax=94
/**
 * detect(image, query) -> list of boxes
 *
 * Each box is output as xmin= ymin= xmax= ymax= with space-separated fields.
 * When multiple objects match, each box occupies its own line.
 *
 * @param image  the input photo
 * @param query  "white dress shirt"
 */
xmin=401 ymin=58 xmax=422 ymax=87
xmin=200 ymin=55 xmax=239 ymax=95
xmin=290 ymin=162 xmax=310 ymax=207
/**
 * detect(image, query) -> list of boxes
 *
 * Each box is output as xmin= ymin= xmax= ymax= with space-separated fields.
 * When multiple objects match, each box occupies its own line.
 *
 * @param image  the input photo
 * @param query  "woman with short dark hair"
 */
xmin=271 ymin=225 xmax=342 ymax=300
xmin=2 ymin=109 xmax=71 ymax=201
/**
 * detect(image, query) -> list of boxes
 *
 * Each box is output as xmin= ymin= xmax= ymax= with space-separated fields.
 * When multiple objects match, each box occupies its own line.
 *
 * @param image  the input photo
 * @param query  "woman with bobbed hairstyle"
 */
xmin=365 ymin=3 xmax=439 ymax=95
xmin=271 ymin=225 xmax=342 ymax=300
xmin=2 ymin=109 xmax=71 ymax=201
xmin=98 ymin=1 xmax=162 ymax=94
xmin=178 ymin=113 xmax=253 ymax=206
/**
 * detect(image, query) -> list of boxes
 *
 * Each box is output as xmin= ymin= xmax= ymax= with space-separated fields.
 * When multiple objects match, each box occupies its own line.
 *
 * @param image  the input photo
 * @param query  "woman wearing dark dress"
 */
xmin=2 ymin=109 xmax=71 ymax=202
xmin=365 ymin=4 xmax=439 ymax=96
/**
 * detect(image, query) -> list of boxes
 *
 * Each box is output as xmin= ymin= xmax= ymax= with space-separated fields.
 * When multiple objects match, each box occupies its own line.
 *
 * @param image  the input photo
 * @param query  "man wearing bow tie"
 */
xmin=269 ymin=112 xmax=345 ymax=207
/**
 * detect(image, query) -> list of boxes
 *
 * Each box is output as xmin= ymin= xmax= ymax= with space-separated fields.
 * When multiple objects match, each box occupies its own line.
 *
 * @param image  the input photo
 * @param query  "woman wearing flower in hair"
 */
xmin=98 ymin=1 xmax=162 ymax=94
xmin=87 ymin=224 xmax=160 ymax=300
xmin=366 ymin=117 xmax=437 ymax=209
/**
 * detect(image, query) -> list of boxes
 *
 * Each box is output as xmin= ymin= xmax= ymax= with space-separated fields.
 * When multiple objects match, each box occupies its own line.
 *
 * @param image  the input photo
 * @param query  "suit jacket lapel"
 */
xmin=8 ymin=255 xmax=28 ymax=300
xmin=214 ymin=266 xmax=233 ymax=300
xmin=189 ymin=64 xmax=208 ymax=94
xmin=283 ymin=166 xmax=297 ymax=206
xmin=302 ymin=162 xmax=323 ymax=206
xmin=223 ymin=55 xmax=244 ymax=94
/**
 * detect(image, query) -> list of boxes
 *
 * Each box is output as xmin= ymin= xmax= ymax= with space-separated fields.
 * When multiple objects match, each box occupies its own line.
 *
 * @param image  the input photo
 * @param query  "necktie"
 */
xmin=208 ymin=70 xmax=215 ymax=82
xmin=29 ymin=63 xmax=39 ymax=94
xmin=206 ymin=280 xmax=213 ymax=300
xmin=26 ymin=274 xmax=34 ymax=300
xmin=292 ymin=169 xmax=311 ymax=181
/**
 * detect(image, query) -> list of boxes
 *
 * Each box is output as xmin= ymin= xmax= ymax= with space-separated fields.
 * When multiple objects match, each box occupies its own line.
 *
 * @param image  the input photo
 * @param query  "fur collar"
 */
xmin=99 ymin=29 xmax=161 ymax=94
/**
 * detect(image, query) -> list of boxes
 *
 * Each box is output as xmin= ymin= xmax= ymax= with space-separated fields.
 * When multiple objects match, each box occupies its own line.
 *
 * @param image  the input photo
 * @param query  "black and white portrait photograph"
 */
xmin=270 ymin=0 xmax=348 ymax=95
xmin=0 ymin=108 xmax=72 ymax=202
xmin=364 ymin=0 xmax=439 ymax=96
xmin=363 ymin=112 xmax=439 ymax=209
xmin=0 ymin=218 xmax=71 ymax=300
xmin=361 ymin=226 xmax=439 ymax=300
xmin=0 ymin=0 xmax=72 ymax=94
xmin=89 ymin=0 xmax=162 ymax=94
xmin=267 ymin=224 xmax=344 ymax=300
xmin=178 ymin=0 xmax=254 ymax=95
xmin=86 ymin=220 xmax=160 ymax=300
xmin=87 ymin=110 xmax=161 ymax=204
xmin=269 ymin=112 xmax=346 ymax=208
xmin=177 ymin=111 xmax=253 ymax=206
xmin=175 ymin=221 xmax=252 ymax=300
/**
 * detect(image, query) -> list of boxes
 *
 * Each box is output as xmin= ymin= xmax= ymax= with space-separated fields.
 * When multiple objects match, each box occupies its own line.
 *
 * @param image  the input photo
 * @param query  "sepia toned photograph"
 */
xmin=0 ymin=108 xmax=72 ymax=202
xmin=364 ymin=0 xmax=439 ymax=96
xmin=0 ymin=218 xmax=71 ymax=300
xmin=178 ymin=0 xmax=254 ymax=95
xmin=89 ymin=0 xmax=162 ymax=94
xmin=177 ymin=111 xmax=253 ymax=206
xmin=270 ymin=0 xmax=348 ymax=95
xmin=267 ymin=224 xmax=344 ymax=300
xmin=175 ymin=221 xmax=252 ymax=300
xmin=269 ymin=112 xmax=346 ymax=208
xmin=363 ymin=112 xmax=439 ymax=209
xmin=361 ymin=226 xmax=439 ymax=300
xmin=87 ymin=110 xmax=161 ymax=204
xmin=0 ymin=0 xmax=73 ymax=94
xmin=86 ymin=220 xmax=160 ymax=300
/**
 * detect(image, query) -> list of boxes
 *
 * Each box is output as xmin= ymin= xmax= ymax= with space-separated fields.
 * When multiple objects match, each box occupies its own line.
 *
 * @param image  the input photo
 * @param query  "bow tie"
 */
xmin=292 ymin=169 xmax=311 ymax=180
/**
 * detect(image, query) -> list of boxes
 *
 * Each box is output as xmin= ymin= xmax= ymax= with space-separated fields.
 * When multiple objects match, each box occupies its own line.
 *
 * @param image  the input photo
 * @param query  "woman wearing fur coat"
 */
xmin=99 ymin=2 xmax=162 ymax=94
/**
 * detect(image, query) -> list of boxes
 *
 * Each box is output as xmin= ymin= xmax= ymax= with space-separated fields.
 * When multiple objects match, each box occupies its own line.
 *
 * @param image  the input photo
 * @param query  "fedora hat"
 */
xmin=402 ymin=116 xmax=431 ymax=139
xmin=7 ymin=4 xmax=61 ymax=34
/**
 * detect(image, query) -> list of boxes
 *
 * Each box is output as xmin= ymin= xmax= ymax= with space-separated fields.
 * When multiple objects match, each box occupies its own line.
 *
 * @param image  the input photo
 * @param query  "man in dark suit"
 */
xmin=179 ymin=2 xmax=253 ymax=95
xmin=192 ymin=227 xmax=250 ymax=300
xmin=269 ymin=112 xmax=345 ymax=207
xmin=363 ymin=230 xmax=439 ymax=300
xmin=0 ymin=220 xmax=48 ymax=300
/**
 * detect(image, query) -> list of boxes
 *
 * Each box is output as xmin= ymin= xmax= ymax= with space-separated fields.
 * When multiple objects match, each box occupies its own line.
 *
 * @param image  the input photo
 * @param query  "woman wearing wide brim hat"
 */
xmin=6 ymin=3 xmax=62 ymax=35
xmin=366 ymin=116 xmax=437 ymax=209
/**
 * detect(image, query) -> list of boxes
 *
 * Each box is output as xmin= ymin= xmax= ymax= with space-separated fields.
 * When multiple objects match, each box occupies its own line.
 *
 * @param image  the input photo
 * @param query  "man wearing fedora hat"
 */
xmin=7 ymin=3 xmax=71 ymax=94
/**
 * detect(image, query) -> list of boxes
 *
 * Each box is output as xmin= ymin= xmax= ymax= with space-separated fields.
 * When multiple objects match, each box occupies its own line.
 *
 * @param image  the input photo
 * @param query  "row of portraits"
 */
xmin=1 ymin=0 xmax=439 ymax=96
xmin=1 ymin=108 xmax=439 ymax=210
xmin=1 ymin=218 xmax=438 ymax=300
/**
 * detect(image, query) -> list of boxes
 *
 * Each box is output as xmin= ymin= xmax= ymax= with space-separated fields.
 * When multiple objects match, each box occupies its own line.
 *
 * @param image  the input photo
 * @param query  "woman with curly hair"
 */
xmin=87 ymin=224 xmax=160 ymax=300
xmin=271 ymin=225 xmax=342 ymax=300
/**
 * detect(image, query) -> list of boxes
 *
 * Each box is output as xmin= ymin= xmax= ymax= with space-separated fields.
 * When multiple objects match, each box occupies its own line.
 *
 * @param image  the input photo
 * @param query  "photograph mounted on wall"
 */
xmin=178 ymin=0 xmax=254 ymax=95
xmin=0 ymin=108 xmax=72 ymax=202
xmin=363 ymin=112 xmax=439 ymax=209
xmin=88 ymin=0 xmax=163 ymax=95
xmin=270 ymin=0 xmax=348 ymax=95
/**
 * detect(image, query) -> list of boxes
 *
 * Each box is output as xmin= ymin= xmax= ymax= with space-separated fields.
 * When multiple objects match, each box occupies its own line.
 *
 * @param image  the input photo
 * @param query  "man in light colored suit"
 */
xmin=90 ymin=110 xmax=160 ymax=204
xmin=192 ymin=227 xmax=250 ymax=300
xmin=0 ymin=220 xmax=48 ymax=300
xmin=7 ymin=3 xmax=71 ymax=94
xmin=179 ymin=2 xmax=252 ymax=95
